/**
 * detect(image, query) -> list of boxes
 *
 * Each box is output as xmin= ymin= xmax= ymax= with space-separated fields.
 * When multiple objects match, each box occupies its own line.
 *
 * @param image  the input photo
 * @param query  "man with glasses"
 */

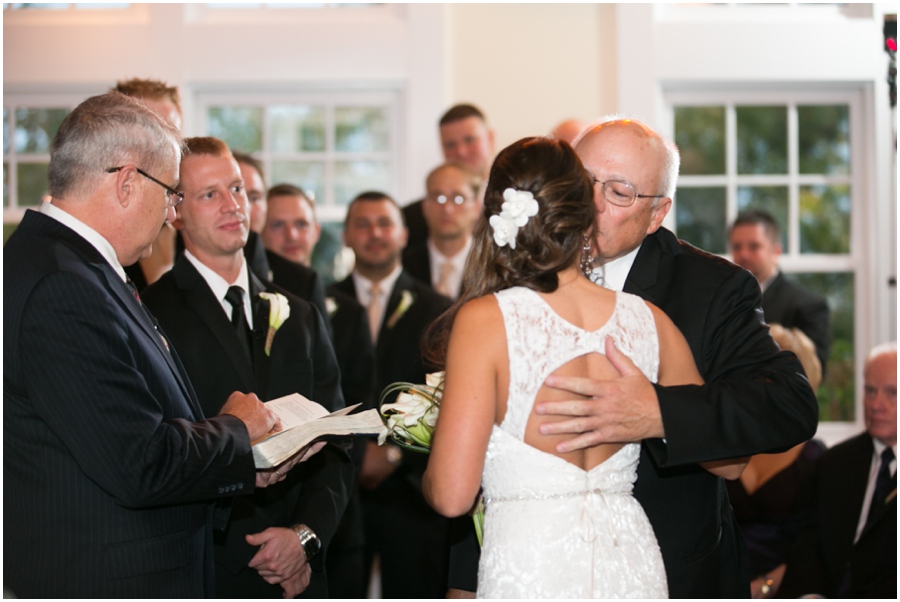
xmin=447 ymin=117 xmax=818 ymax=598
xmin=402 ymin=163 xmax=482 ymax=300
xmin=142 ymin=137 xmax=352 ymax=599
xmin=4 ymin=92 xmax=283 ymax=598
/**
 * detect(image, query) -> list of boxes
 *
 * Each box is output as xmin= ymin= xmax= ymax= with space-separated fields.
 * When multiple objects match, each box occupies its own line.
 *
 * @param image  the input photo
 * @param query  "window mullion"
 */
xmin=787 ymin=102 xmax=799 ymax=257
xmin=725 ymin=102 xmax=737 ymax=226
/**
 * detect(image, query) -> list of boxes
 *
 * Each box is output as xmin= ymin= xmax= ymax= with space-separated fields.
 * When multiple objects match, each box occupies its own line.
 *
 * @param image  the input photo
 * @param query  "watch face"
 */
xmin=306 ymin=533 xmax=322 ymax=556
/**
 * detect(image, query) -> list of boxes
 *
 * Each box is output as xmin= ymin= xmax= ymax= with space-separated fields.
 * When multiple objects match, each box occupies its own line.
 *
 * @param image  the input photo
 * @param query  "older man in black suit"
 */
xmin=3 ymin=93 xmax=281 ymax=598
xmin=331 ymin=191 xmax=453 ymax=598
xmin=142 ymin=137 xmax=352 ymax=599
xmin=778 ymin=342 xmax=896 ymax=599
xmin=447 ymin=118 xmax=819 ymax=598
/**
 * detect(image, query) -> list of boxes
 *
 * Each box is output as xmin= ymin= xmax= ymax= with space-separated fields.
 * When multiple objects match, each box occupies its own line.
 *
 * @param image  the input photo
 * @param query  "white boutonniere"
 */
xmin=385 ymin=290 xmax=415 ymax=329
xmin=489 ymin=188 xmax=539 ymax=249
xmin=324 ymin=296 xmax=338 ymax=317
xmin=258 ymin=291 xmax=291 ymax=356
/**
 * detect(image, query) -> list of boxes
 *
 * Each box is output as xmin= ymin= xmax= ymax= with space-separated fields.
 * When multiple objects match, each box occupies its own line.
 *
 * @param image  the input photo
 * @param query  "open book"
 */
xmin=252 ymin=393 xmax=385 ymax=469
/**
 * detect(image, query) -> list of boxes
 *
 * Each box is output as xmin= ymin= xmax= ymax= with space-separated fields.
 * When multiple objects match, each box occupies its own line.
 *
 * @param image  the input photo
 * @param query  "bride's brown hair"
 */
xmin=424 ymin=136 xmax=594 ymax=367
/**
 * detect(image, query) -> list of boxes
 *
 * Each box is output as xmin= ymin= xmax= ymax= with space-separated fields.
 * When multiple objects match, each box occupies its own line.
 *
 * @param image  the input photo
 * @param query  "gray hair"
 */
xmin=49 ymin=92 xmax=183 ymax=200
xmin=575 ymin=114 xmax=681 ymax=202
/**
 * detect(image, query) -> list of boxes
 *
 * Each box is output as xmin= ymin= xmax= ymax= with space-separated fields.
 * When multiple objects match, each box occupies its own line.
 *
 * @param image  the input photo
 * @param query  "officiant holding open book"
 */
xmin=143 ymin=136 xmax=353 ymax=599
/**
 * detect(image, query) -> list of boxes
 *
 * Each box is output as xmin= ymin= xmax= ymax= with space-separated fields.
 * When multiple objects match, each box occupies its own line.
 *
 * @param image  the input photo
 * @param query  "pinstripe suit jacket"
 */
xmin=3 ymin=210 xmax=256 ymax=598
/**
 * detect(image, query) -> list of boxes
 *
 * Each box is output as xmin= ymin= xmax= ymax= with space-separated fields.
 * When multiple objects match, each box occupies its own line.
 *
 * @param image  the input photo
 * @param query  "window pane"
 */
xmin=4 ymin=107 xmax=9 ymax=154
xmin=17 ymin=162 xmax=49 ymax=206
xmin=793 ymin=271 xmax=854 ymax=422
xmin=335 ymin=107 xmax=389 ymax=152
xmin=737 ymin=185 xmax=788 ymax=248
xmin=736 ymin=106 xmax=787 ymax=174
xmin=3 ymin=162 xmax=8 ymax=207
xmin=270 ymin=160 xmax=325 ymax=205
xmin=798 ymin=105 xmax=850 ymax=175
xmin=4 ymin=222 xmax=18 ymax=244
xmin=674 ymin=106 xmax=725 ymax=175
xmin=799 ymin=184 xmax=850 ymax=254
xmin=334 ymin=160 xmax=390 ymax=206
xmin=268 ymin=105 xmax=325 ymax=152
xmin=312 ymin=221 xmax=352 ymax=285
xmin=14 ymin=108 xmax=69 ymax=154
xmin=674 ymin=186 xmax=727 ymax=253
xmin=208 ymin=106 xmax=262 ymax=153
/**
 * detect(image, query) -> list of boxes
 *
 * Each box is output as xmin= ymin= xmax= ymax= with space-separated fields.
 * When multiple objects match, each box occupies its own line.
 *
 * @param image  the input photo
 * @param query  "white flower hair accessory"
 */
xmin=489 ymin=188 xmax=539 ymax=250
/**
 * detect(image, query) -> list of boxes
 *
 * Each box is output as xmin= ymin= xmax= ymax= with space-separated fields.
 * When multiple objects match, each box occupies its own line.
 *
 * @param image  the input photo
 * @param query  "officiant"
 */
xmin=142 ymin=136 xmax=352 ymax=598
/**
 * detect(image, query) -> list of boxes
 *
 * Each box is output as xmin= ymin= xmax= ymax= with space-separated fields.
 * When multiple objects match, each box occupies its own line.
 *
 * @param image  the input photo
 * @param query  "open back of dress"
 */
xmin=477 ymin=287 xmax=668 ymax=599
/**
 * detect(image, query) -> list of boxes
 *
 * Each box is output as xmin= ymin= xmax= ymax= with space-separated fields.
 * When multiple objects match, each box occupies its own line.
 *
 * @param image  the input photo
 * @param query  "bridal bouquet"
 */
xmin=378 ymin=372 xmax=485 ymax=545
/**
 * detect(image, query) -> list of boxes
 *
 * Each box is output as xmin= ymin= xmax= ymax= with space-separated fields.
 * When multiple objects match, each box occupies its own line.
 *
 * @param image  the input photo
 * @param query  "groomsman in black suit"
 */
xmin=235 ymin=154 xmax=331 ymax=329
xmin=778 ymin=342 xmax=896 ymax=599
xmin=259 ymin=180 xmax=377 ymax=598
xmin=402 ymin=163 xmax=482 ymax=300
xmin=142 ymin=137 xmax=352 ymax=599
xmin=332 ymin=191 xmax=453 ymax=598
xmin=446 ymin=118 xmax=819 ymax=598
xmin=729 ymin=209 xmax=830 ymax=372
xmin=4 ymin=93 xmax=282 ymax=598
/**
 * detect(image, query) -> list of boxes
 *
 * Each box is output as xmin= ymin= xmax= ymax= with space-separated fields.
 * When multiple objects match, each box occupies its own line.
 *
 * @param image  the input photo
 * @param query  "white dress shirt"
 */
xmin=184 ymin=249 xmax=254 ymax=329
xmin=589 ymin=245 xmax=642 ymax=292
xmin=854 ymin=437 xmax=897 ymax=543
xmin=40 ymin=202 xmax=127 ymax=282
xmin=351 ymin=264 xmax=403 ymax=334
xmin=428 ymin=237 xmax=471 ymax=300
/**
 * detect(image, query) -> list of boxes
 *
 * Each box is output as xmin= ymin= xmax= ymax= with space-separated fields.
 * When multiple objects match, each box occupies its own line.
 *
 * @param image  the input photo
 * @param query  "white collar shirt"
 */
xmin=854 ymin=436 xmax=897 ymax=543
xmin=40 ymin=202 xmax=127 ymax=282
xmin=184 ymin=249 xmax=254 ymax=329
xmin=427 ymin=236 xmax=471 ymax=300
xmin=589 ymin=244 xmax=642 ymax=292
xmin=352 ymin=264 xmax=403 ymax=331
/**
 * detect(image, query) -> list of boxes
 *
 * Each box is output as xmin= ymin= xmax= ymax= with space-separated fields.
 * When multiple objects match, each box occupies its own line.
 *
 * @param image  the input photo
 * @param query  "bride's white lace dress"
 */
xmin=477 ymin=287 xmax=668 ymax=599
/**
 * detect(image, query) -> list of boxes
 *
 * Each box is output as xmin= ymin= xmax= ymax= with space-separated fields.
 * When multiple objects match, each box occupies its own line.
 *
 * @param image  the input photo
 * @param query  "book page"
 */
xmin=266 ymin=393 xmax=330 ymax=430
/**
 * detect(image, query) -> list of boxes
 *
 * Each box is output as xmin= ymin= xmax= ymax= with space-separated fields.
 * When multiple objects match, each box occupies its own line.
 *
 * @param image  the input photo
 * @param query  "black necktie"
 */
xmin=225 ymin=285 xmax=252 ymax=364
xmin=865 ymin=447 xmax=895 ymax=529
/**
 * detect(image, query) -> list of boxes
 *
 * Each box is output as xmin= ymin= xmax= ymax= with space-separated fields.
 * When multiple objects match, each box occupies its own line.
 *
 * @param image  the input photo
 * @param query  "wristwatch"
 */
xmin=291 ymin=524 xmax=321 ymax=560
xmin=385 ymin=445 xmax=403 ymax=467
xmin=759 ymin=575 xmax=774 ymax=598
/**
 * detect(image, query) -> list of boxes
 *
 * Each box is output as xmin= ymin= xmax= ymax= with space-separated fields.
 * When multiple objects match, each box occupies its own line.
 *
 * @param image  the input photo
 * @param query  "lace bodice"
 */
xmin=477 ymin=287 xmax=668 ymax=598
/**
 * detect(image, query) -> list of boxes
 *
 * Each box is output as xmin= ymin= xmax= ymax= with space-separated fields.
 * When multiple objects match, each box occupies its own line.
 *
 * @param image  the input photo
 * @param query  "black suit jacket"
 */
xmin=143 ymin=255 xmax=352 ymax=598
xmin=625 ymin=228 xmax=819 ymax=598
xmin=761 ymin=272 xmax=830 ymax=373
xmin=264 ymin=249 xmax=331 ymax=337
xmin=779 ymin=432 xmax=897 ymax=598
xmin=4 ymin=210 xmax=256 ymax=598
xmin=402 ymin=198 xmax=428 ymax=248
xmin=402 ymin=241 xmax=433 ymax=291
xmin=331 ymin=270 xmax=453 ymax=597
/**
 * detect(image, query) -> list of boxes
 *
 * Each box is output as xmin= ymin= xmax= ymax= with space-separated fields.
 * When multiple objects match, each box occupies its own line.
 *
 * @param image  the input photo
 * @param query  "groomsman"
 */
xmin=402 ymin=163 xmax=482 ymax=300
xmin=779 ymin=342 xmax=896 ymax=599
xmin=143 ymin=137 xmax=352 ymax=598
xmin=331 ymin=191 xmax=453 ymax=598
xmin=403 ymin=104 xmax=496 ymax=247
xmin=4 ymin=92 xmax=280 ymax=598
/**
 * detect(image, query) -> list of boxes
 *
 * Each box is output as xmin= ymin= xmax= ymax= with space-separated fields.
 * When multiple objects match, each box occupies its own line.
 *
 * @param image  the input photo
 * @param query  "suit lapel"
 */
xmin=249 ymin=273 xmax=273 ymax=401
xmin=378 ymin=272 xmax=415 ymax=350
xmin=623 ymin=232 xmax=662 ymax=304
xmin=172 ymin=258 xmax=256 ymax=392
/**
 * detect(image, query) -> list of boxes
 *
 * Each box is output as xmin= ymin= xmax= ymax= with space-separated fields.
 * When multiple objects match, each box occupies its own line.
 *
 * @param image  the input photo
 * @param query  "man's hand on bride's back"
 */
xmin=535 ymin=338 xmax=664 ymax=453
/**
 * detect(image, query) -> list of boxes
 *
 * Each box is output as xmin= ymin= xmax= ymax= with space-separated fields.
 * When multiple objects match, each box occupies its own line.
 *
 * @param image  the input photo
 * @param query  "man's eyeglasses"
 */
xmin=107 ymin=166 xmax=184 ymax=208
xmin=587 ymin=173 xmax=665 ymax=208
xmin=427 ymin=193 xmax=470 ymax=206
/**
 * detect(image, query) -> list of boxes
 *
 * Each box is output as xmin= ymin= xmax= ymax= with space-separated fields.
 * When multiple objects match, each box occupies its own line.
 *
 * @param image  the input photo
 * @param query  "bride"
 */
xmin=422 ymin=137 xmax=745 ymax=598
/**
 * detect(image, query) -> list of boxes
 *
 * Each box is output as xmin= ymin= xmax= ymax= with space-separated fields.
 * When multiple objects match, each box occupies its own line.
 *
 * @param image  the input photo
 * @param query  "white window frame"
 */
xmin=195 ymin=87 xmax=402 ymax=226
xmin=664 ymin=86 xmax=870 ymax=446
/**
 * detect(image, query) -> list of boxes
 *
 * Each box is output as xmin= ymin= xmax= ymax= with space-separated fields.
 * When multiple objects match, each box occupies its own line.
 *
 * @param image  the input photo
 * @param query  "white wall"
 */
xmin=447 ymin=3 xmax=617 ymax=151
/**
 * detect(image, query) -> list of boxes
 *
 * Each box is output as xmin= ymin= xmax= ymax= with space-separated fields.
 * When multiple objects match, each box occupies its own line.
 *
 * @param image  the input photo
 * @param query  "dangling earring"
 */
xmin=580 ymin=235 xmax=594 ymax=278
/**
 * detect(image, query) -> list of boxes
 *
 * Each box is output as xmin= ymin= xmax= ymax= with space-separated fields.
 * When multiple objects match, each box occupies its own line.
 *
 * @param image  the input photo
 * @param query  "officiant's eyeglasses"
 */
xmin=106 ymin=166 xmax=185 ymax=208
xmin=587 ymin=173 xmax=665 ymax=208
xmin=426 ymin=193 xmax=471 ymax=206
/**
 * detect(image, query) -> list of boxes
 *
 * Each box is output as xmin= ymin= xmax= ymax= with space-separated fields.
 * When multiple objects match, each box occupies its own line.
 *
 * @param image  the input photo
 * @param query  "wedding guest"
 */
xmin=260 ymin=184 xmax=376 ymax=598
xmin=4 ymin=92 xmax=282 ymax=598
xmin=402 ymin=163 xmax=483 ymax=300
xmin=233 ymin=152 xmax=268 ymax=235
xmin=446 ymin=118 xmax=819 ymax=598
xmin=233 ymin=157 xmax=330 ymax=330
xmin=778 ymin=342 xmax=896 ymax=599
xmin=730 ymin=209 xmax=830 ymax=372
xmin=403 ymin=104 xmax=495 ymax=247
xmin=142 ymin=137 xmax=352 ymax=598
xmin=330 ymin=192 xmax=453 ymax=598
xmin=550 ymin=118 xmax=585 ymax=144
xmin=113 ymin=77 xmax=182 ymax=290
xmin=262 ymin=184 xmax=321 ymax=268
